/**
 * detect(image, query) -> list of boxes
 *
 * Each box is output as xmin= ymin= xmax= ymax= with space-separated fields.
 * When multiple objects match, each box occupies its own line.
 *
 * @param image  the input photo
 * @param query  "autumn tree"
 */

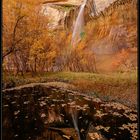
xmin=2 ymin=0 xmax=50 ymax=75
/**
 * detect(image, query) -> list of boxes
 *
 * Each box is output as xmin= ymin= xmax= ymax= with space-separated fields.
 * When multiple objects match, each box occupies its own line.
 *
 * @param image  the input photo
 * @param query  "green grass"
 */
xmin=45 ymin=71 xmax=137 ymax=86
xmin=3 ymin=71 xmax=137 ymax=87
xmin=2 ymin=71 xmax=137 ymax=108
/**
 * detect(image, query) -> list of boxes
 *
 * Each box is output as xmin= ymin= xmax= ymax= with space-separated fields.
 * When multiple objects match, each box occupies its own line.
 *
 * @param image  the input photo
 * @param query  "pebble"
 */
xmin=41 ymin=113 xmax=46 ymax=118
xmin=23 ymin=101 xmax=30 ymax=105
xmin=11 ymin=101 xmax=16 ymax=104
xmin=14 ymin=134 xmax=18 ymax=137
xmin=3 ymin=104 xmax=9 ymax=107
xmin=14 ymin=110 xmax=20 ymax=116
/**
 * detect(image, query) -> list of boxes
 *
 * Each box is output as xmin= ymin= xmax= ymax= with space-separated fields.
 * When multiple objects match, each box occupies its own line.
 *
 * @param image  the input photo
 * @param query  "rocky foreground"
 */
xmin=2 ymin=83 xmax=138 ymax=140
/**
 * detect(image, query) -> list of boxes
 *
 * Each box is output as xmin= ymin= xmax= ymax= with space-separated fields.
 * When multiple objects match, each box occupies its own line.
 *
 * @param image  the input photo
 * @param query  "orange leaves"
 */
xmin=118 ymin=49 xmax=129 ymax=60
xmin=29 ymin=33 xmax=57 ymax=69
xmin=47 ymin=51 xmax=57 ymax=60
xmin=111 ymin=49 xmax=129 ymax=68
xmin=66 ymin=34 xmax=72 ymax=46
xmin=76 ymin=41 xmax=86 ymax=50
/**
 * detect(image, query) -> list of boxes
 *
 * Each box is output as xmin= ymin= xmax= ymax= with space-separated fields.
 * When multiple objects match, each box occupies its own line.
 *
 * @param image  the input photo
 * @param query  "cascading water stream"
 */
xmin=71 ymin=0 xmax=88 ymax=47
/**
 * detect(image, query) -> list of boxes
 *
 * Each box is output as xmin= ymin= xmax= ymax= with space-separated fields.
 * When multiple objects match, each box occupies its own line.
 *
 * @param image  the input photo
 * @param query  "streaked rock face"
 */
xmin=41 ymin=0 xmax=81 ymax=29
xmin=41 ymin=4 xmax=67 ymax=28
xmin=2 ymin=83 xmax=138 ymax=140
xmin=95 ymin=0 xmax=116 ymax=12
xmin=41 ymin=0 xmax=118 ymax=29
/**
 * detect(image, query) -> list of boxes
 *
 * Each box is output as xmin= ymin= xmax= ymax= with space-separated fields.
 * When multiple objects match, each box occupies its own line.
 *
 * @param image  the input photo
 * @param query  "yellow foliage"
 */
xmin=80 ymin=59 xmax=88 ymax=65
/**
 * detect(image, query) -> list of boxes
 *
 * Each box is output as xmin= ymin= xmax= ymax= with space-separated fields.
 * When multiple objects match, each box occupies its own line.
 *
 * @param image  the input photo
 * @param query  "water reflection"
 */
xmin=2 ymin=86 xmax=138 ymax=140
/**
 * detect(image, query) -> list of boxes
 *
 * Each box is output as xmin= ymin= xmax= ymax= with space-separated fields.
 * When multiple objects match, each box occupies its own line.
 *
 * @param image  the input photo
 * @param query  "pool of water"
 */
xmin=2 ymin=84 xmax=138 ymax=140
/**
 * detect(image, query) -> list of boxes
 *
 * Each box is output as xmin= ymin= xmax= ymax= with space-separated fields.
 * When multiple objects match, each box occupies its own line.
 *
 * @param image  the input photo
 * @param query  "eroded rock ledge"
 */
xmin=41 ymin=0 xmax=137 ymax=30
xmin=2 ymin=83 xmax=138 ymax=140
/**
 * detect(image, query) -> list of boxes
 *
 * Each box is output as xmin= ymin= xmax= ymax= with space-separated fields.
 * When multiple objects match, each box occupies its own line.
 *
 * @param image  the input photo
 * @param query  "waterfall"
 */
xmin=71 ymin=0 xmax=88 ymax=47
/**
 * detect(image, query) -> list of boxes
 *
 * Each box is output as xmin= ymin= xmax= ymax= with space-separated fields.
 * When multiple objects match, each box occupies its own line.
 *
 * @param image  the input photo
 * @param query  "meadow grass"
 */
xmin=3 ymin=71 xmax=137 ymax=108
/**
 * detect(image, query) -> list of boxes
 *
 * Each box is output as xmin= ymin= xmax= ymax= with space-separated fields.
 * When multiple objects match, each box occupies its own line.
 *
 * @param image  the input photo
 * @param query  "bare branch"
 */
xmin=13 ymin=15 xmax=25 ymax=43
